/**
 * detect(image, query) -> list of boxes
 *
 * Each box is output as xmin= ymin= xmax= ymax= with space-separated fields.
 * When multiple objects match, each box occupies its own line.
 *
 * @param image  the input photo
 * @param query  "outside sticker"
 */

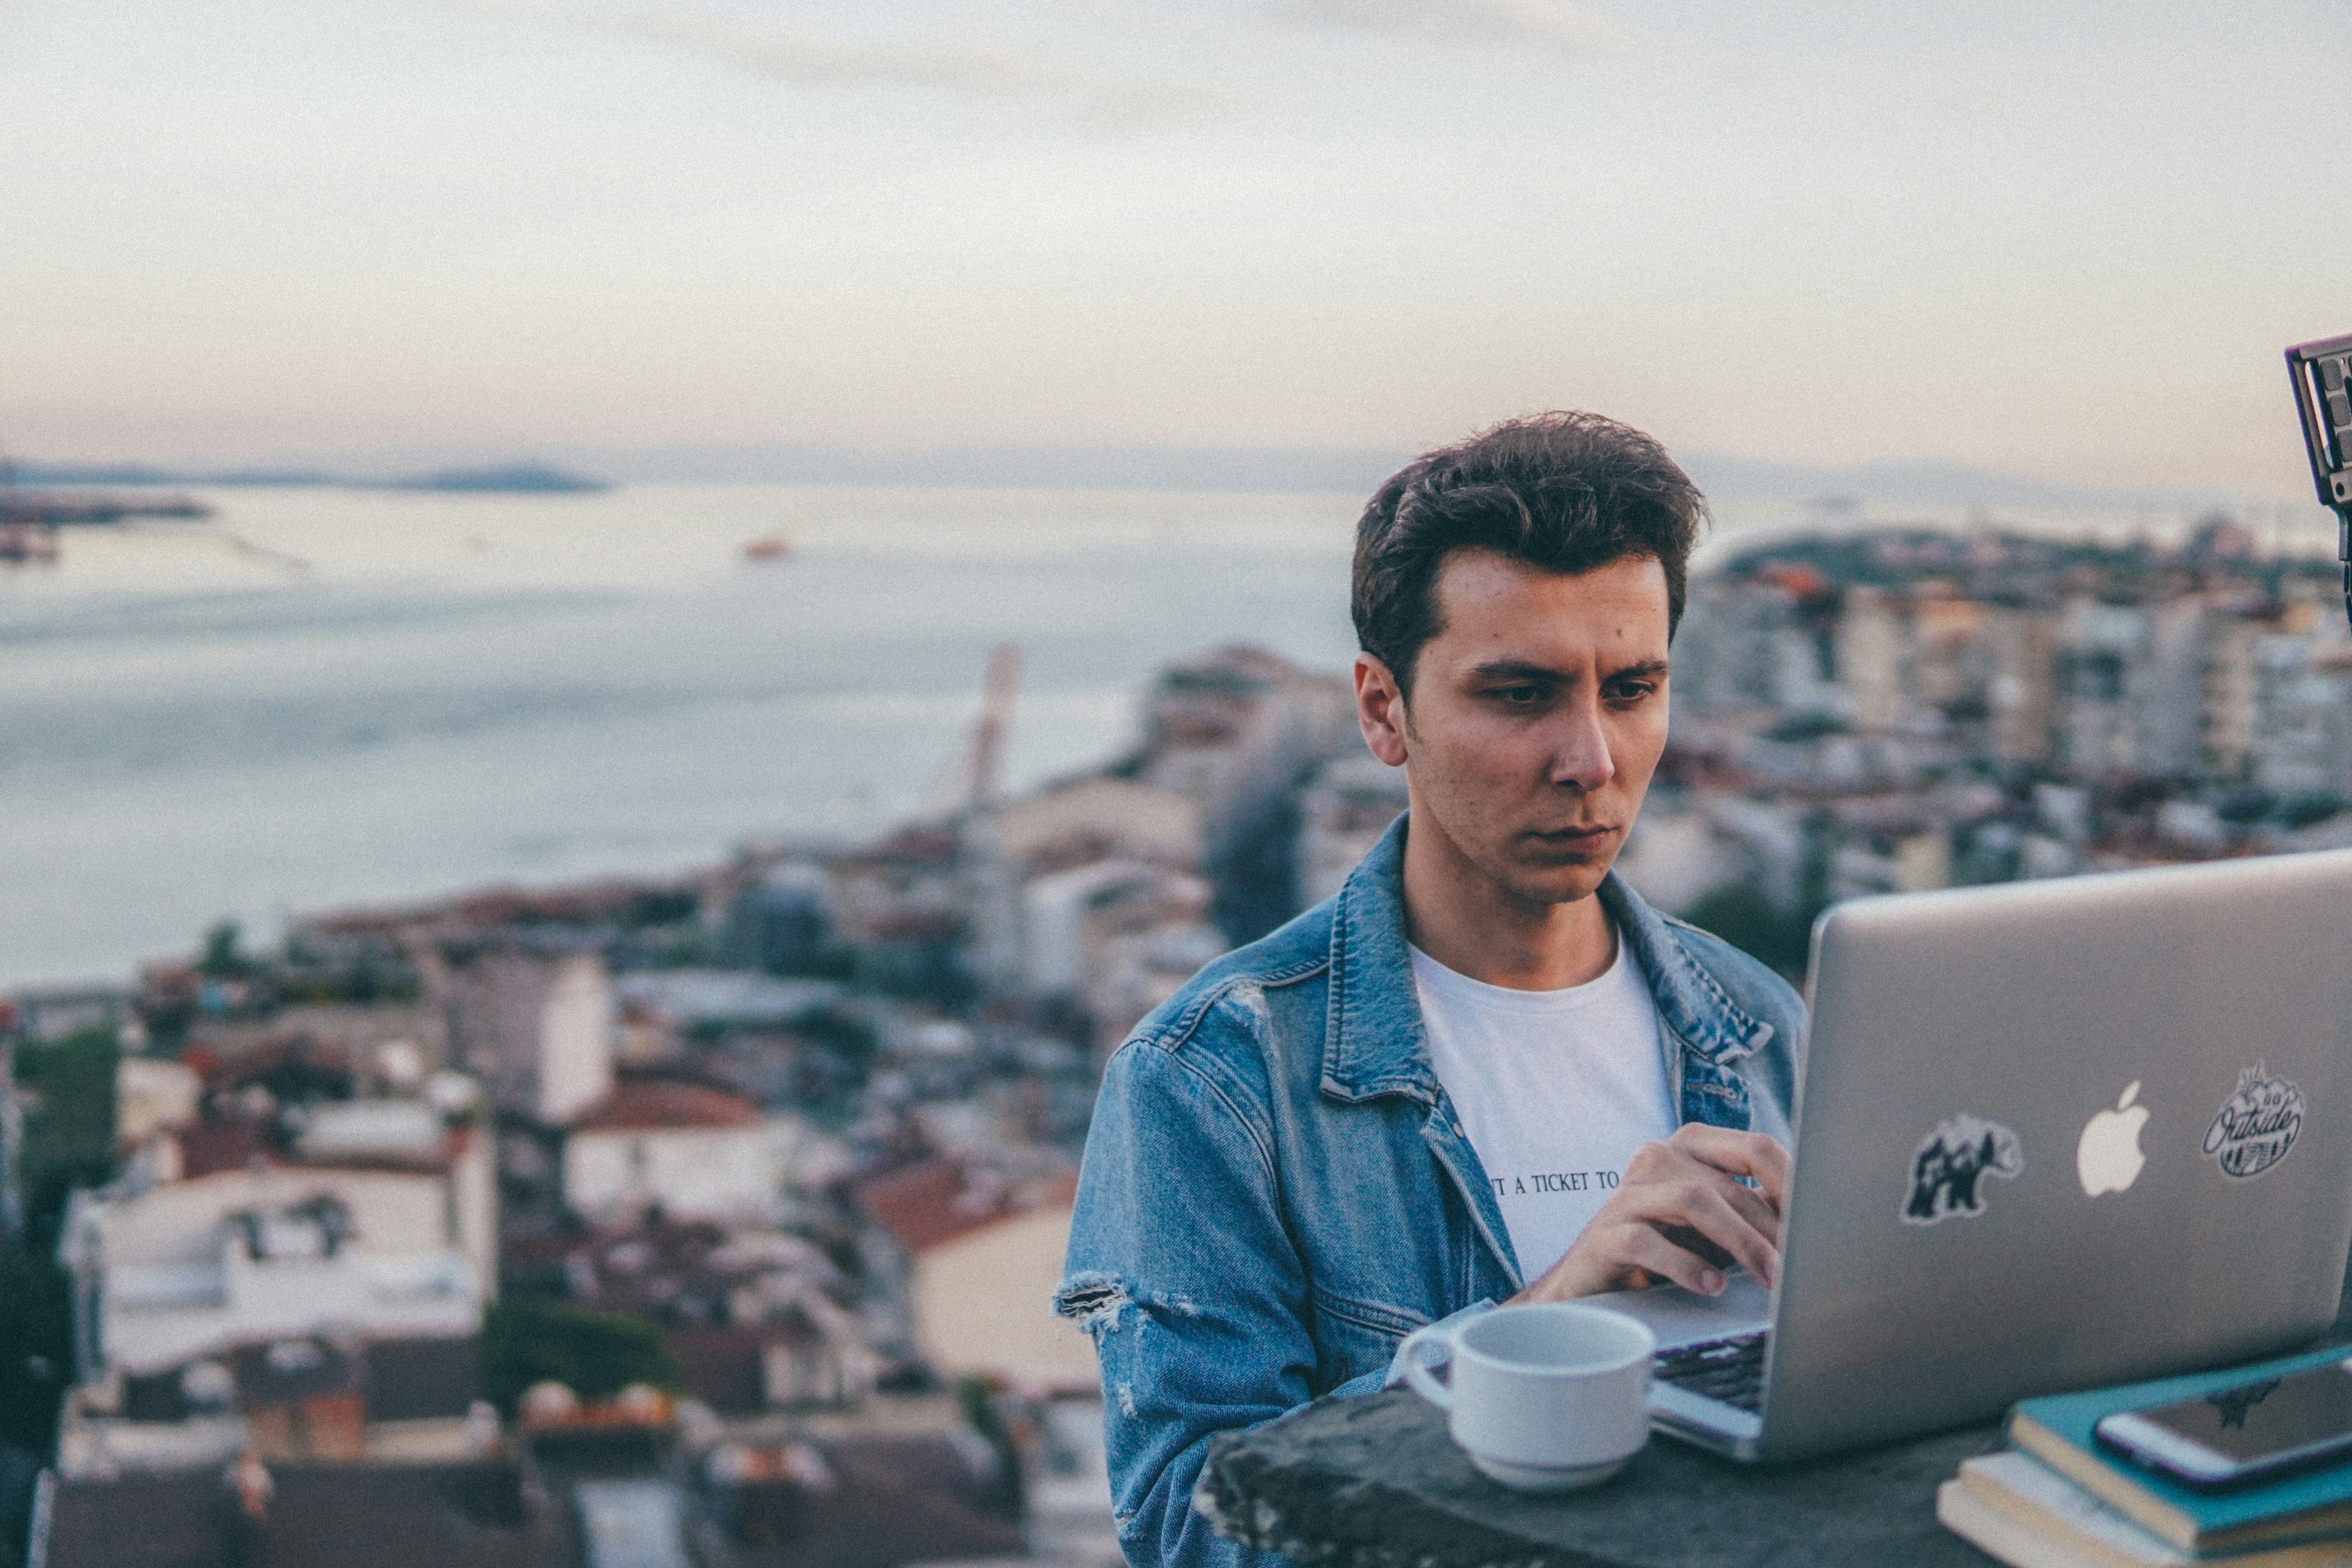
xmin=2204 ymin=1065 xmax=2305 ymax=1180
xmin=1902 ymin=1114 xmax=2024 ymax=1226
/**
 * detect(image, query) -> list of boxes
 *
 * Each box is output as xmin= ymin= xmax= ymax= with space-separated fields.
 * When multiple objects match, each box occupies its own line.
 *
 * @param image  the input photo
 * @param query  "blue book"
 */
xmin=2007 ymin=1348 xmax=2352 ymax=1556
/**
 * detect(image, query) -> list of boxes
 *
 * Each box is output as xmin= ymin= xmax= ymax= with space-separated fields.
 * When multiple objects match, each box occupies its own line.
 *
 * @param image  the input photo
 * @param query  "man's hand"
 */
xmin=1509 ymin=1125 xmax=1790 ymax=1302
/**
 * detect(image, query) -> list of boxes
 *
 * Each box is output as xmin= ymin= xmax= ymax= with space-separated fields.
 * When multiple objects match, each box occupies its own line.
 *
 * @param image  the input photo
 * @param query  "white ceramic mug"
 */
xmin=1397 ymin=1302 xmax=1655 ymax=1493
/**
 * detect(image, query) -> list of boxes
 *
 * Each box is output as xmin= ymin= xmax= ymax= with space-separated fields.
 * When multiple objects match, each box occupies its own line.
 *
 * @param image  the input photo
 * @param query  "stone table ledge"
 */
xmin=1198 ymin=1259 xmax=2352 ymax=1567
xmin=1198 ymin=1389 xmax=2009 ymax=1568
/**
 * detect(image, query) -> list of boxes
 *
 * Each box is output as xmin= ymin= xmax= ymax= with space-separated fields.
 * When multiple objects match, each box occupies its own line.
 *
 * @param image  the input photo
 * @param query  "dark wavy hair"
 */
xmin=1351 ymin=411 xmax=1706 ymax=694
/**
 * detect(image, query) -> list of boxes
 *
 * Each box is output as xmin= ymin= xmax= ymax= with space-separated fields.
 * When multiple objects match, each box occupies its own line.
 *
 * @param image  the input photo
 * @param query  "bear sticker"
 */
xmin=1903 ymin=1114 xmax=2024 ymax=1226
xmin=2204 ymin=1065 xmax=2305 ymax=1180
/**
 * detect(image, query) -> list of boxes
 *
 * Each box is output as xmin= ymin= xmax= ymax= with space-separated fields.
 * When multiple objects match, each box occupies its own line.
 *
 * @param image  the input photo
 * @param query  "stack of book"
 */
xmin=1938 ymin=1348 xmax=2352 ymax=1568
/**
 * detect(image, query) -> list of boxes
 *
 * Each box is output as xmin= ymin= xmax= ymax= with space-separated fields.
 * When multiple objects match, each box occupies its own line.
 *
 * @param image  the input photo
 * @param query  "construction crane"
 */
xmin=914 ymin=641 xmax=1024 ymax=821
xmin=965 ymin=642 xmax=1022 ymax=812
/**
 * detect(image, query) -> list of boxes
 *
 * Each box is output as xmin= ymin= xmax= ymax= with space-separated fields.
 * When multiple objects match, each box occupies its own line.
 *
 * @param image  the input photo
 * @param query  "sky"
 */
xmin=2 ymin=0 xmax=2348 ymax=497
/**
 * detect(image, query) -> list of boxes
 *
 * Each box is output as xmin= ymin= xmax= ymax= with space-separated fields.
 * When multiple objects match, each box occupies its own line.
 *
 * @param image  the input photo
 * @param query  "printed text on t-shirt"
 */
xmin=1491 ymin=1169 xmax=1622 ymax=1197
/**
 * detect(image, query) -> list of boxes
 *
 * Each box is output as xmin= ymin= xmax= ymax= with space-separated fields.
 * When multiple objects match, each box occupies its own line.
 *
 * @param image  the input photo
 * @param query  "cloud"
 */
xmin=1278 ymin=0 xmax=1632 ymax=53
xmin=425 ymin=0 xmax=1250 ymax=132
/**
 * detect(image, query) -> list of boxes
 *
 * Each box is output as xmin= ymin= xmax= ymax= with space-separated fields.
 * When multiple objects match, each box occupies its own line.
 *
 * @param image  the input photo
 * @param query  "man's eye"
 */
xmin=1606 ymin=684 xmax=1655 ymax=704
xmin=1490 ymin=685 xmax=1544 ymax=705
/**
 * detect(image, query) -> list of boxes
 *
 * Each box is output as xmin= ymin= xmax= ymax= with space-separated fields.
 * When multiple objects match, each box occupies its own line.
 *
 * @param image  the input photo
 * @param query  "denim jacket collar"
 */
xmin=1319 ymin=811 xmax=1775 ymax=1107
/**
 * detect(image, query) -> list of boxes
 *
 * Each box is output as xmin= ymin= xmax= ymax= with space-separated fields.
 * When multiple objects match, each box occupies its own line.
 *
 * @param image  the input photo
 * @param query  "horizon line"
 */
xmin=5 ymin=443 xmax=2303 ymax=512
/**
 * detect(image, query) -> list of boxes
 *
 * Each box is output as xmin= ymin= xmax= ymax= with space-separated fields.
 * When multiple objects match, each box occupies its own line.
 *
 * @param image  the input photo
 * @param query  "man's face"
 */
xmin=1379 ymin=548 xmax=1672 ymax=911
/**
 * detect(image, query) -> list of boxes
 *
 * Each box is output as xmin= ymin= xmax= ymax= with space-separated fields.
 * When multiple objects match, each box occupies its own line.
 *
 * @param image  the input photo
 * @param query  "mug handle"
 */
xmin=1398 ymin=1324 xmax=1454 ymax=1411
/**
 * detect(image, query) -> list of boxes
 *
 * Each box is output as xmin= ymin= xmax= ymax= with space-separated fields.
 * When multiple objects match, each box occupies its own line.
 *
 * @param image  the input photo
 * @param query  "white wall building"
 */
xmin=63 ymin=1099 xmax=493 ymax=1384
xmin=1138 ymin=646 xmax=1354 ymax=879
xmin=860 ymin=1158 xmax=1093 ymax=1391
xmin=563 ymin=1081 xmax=819 ymax=1222
xmin=990 ymin=775 xmax=1203 ymax=869
xmin=964 ymin=775 xmax=1206 ymax=997
xmin=442 ymin=945 xmax=615 ymax=1127
xmin=1020 ymin=860 xmax=1174 ymax=997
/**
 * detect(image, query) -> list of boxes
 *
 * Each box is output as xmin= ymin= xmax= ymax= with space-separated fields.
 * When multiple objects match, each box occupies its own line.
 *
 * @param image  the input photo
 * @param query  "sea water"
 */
xmin=0 ymin=484 xmax=1368 ymax=985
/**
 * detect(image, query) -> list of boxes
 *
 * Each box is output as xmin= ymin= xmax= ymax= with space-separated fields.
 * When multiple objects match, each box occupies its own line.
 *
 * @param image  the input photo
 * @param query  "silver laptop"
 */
xmin=1592 ymin=848 xmax=2352 ymax=1463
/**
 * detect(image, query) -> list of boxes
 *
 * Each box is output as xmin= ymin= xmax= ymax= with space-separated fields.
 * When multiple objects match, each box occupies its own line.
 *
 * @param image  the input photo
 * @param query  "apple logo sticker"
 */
xmin=2077 ymin=1081 xmax=2151 ymax=1198
xmin=1903 ymin=1113 xmax=2024 ymax=1225
xmin=2204 ymin=1065 xmax=2306 ymax=1180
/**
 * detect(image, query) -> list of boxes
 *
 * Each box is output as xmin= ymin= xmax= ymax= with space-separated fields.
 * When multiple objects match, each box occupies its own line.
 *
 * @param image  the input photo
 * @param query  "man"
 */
xmin=1054 ymin=413 xmax=1804 ymax=1568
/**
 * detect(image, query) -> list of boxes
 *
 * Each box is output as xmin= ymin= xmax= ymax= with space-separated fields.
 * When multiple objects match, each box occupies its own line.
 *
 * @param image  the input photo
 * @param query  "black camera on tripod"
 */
xmin=2285 ymin=333 xmax=2352 ymax=626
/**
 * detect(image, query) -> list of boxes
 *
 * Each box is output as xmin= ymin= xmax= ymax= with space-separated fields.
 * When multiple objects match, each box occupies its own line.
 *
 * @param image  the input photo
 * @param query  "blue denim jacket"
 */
xmin=1054 ymin=813 xmax=1806 ymax=1568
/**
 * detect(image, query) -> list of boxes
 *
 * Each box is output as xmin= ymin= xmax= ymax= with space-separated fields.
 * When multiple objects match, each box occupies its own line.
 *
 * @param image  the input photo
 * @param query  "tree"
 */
xmin=0 ymin=1251 xmax=72 ymax=1458
xmin=198 ymin=919 xmax=250 ymax=979
xmin=0 ymin=1028 xmax=116 ymax=1568
xmin=2282 ymin=792 xmax=2346 ymax=831
xmin=475 ymin=1297 xmax=679 ymax=1416
xmin=14 ymin=1029 xmax=120 ymax=1248
xmin=1681 ymin=881 xmax=1813 ymax=980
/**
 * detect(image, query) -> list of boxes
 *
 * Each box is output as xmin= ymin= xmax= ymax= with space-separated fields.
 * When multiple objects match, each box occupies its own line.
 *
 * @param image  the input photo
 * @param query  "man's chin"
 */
xmin=1492 ymin=859 xmax=1611 ymax=908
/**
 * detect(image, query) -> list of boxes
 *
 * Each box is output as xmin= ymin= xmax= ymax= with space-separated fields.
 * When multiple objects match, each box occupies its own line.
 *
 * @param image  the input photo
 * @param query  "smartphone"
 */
xmin=2095 ymin=1358 xmax=2352 ymax=1489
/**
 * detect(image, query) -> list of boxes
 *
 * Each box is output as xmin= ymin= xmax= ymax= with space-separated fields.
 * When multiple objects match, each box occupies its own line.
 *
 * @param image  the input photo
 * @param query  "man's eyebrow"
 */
xmin=1465 ymin=659 xmax=1570 ymax=683
xmin=1462 ymin=657 xmax=1670 ymax=683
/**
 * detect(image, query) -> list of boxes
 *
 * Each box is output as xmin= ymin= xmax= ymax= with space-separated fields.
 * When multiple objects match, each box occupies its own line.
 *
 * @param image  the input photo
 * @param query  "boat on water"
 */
xmin=0 ymin=521 xmax=60 ymax=563
xmin=0 ymin=490 xmax=214 ymax=524
xmin=741 ymin=536 xmax=791 ymax=562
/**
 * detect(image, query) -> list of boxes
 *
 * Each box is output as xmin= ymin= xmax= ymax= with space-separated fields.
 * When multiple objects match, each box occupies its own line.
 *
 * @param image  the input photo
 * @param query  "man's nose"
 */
xmin=1546 ymin=693 xmax=1615 ymax=792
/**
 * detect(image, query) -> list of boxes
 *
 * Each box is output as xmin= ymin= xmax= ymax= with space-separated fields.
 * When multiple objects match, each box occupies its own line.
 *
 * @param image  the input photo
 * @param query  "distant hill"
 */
xmin=9 ymin=462 xmax=184 ymax=486
xmin=11 ymin=459 xmax=611 ymax=495
xmin=396 ymin=463 xmax=610 ymax=494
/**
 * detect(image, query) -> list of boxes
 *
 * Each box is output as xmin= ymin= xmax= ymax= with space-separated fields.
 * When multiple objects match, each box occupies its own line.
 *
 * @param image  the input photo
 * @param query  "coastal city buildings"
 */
xmin=1636 ymin=518 xmax=2352 ymax=958
xmin=8 ymin=519 xmax=2352 ymax=1567
xmin=51 ymin=1073 xmax=494 ymax=1486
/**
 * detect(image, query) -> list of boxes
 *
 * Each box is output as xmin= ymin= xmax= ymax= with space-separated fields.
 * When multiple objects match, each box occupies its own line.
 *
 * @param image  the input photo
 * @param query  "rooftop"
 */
xmin=570 ymin=1080 xmax=760 ymax=1134
xmin=38 ymin=1456 xmax=573 ymax=1568
xmin=855 ymin=1158 xmax=1078 ymax=1256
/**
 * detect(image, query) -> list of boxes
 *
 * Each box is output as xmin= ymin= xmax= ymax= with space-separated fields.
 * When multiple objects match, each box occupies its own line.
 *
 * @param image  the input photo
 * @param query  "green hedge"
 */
xmin=476 ymin=1296 xmax=680 ymax=1416
xmin=14 ymin=1029 xmax=120 ymax=1246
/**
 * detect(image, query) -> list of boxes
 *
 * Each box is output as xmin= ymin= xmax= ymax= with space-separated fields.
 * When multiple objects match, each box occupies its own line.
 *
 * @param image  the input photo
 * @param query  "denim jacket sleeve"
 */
xmin=1056 ymin=1032 xmax=1383 ymax=1568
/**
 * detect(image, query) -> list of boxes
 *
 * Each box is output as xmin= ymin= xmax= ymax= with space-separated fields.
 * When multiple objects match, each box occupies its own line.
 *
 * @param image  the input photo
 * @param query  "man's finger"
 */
xmin=1618 ymin=1177 xmax=1779 ymax=1287
xmin=1623 ymin=1139 xmax=1681 ymax=1183
xmin=1668 ymin=1125 xmax=1792 ymax=1205
xmin=1715 ymin=1178 xmax=1782 ymax=1243
xmin=1611 ymin=1222 xmax=1728 ymax=1297
xmin=1672 ymin=1181 xmax=1780 ymax=1286
xmin=1613 ymin=1160 xmax=1780 ymax=1249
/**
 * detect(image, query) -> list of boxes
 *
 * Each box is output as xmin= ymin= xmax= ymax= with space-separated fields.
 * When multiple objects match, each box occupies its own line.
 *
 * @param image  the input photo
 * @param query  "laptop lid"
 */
xmin=1754 ymin=848 xmax=2352 ymax=1462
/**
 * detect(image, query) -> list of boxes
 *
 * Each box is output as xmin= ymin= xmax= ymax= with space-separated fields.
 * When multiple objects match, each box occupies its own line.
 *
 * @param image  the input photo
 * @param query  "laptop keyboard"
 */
xmin=1654 ymin=1332 xmax=1769 ymax=1413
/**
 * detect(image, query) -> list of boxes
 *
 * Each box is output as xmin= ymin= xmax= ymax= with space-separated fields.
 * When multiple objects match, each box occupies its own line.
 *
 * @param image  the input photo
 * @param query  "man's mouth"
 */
xmin=1528 ymin=824 xmax=1613 ymax=847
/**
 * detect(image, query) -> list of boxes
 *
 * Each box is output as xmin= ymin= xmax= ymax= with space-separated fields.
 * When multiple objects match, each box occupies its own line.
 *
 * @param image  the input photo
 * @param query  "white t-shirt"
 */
xmin=1410 ymin=933 xmax=1677 ymax=1281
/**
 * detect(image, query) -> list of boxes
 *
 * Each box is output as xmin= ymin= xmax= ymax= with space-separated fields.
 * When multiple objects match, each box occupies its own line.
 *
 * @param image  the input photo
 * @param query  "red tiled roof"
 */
xmin=176 ymin=1118 xmax=275 ymax=1180
xmin=570 ymin=1080 xmax=760 ymax=1133
xmin=855 ymin=1159 xmax=1078 ymax=1255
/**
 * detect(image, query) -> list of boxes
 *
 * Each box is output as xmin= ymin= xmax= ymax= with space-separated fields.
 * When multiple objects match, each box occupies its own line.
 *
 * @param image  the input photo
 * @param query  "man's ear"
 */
xmin=1354 ymin=653 xmax=1410 ymax=768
